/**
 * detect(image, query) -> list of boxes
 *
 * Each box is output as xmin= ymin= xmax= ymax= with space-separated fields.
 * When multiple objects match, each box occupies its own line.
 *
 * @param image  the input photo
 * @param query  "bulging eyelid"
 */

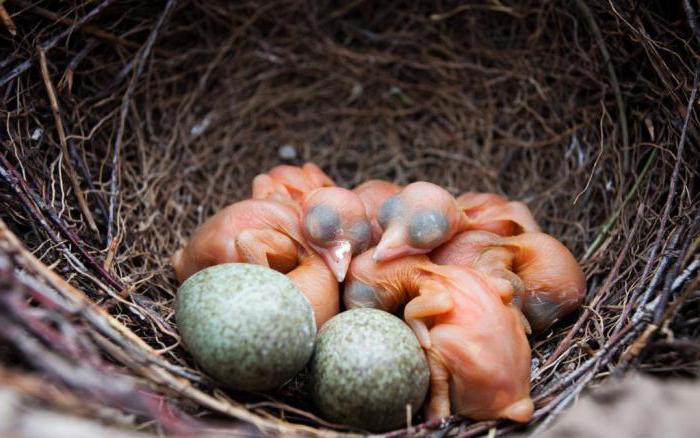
xmin=408 ymin=210 xmax=449 ymax=248
xmin=349 ymin=219 xmax=371 ymax=252
xmin=304 ymin=204 xmax=340 ymax=244
xmin=377 ymin=195 xmax=402 ymax=229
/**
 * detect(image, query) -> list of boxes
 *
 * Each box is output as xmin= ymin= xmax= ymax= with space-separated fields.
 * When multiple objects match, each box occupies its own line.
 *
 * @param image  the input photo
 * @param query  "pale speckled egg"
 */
xmin=310 ymin=308 xmax=429 ymax=432
xmin=175 ymin=263 xmax=316 ymax=391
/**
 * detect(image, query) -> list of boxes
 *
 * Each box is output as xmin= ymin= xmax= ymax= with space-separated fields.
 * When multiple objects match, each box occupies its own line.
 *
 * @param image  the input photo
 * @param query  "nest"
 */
xmin=1 ymin=0 xmax=699 ymax=435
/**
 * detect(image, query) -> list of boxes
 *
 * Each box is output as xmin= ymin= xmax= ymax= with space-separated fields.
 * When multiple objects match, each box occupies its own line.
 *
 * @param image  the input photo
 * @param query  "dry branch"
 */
xmin=38 ymin=48 xmax=98 ymax=233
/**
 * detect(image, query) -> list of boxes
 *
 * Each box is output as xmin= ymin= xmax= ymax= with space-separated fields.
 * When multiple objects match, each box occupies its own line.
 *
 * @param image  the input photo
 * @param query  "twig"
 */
xmin=107 ymin=0 xmax=178 ymax=246
xmin=0 ymin=219 xmax=326 ymax=435
xmin=583 ymin=148 xmax=656 ymax=261
xmin=0 ymin=367 xmax=136 ymax=427
xmin=12 ymin=0 xmax=160 ymax=53
xmin=652 ymin=211 xmax=700 ymax=324
xmin=459 ymin=420 xmax=499 ymax=437
xmin=544 ymin=204 xmax=644 ymax=367
xmin=0 ymin=0 xmax=117 ymax=88
xmin=613 ymin=228 xmax=681 ymax=333
xmin=0 ymin=219 xmax=200 ymax=380
xmin=628 ymin=63 xmax=699 ymax=319
xmin=576 ymin=0 xmax=630 ymax=171
xmin=0 ymin=0 xmax=16 ymax=35
xmin=683 ymin=0 xmax=700 ymax=46
xmin=617 ymin=252 xmax=700 ymax=370
xmin=68 ymin=137 xmax=110 ymax=222
xmin=38 ymin=48 xmax=99 ymax=233
xmin=58 ymin=39 xmax=99 ymax=94
xmin=0 ymin=52 xmax=17 ymax=70
xmin=0 ymin=153 xmax=123 ymax=292
xmin=0 ymin=154 xmax=65 ymax=245
xmin=0 ymin=315 xmax=199 ymax=434
xmin=386 ymin=415 xmax=462 ymax=437
xmin=531 ymin=381 xmax=583 ymax=435
xmin=535 ymin=320 xmax=638 ymax=403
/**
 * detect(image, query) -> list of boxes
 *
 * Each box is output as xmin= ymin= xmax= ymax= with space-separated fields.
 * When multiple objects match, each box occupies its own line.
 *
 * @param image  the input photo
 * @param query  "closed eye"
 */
xmin=349 ymin=219 xmax=371 ymax=253
xmin=408 ymin=210 xmax=448 ymax=248
xmin=304 ymin=205 xmax=341 ymax=245
xmin=377 ymin=195 xmax=402 ymax=230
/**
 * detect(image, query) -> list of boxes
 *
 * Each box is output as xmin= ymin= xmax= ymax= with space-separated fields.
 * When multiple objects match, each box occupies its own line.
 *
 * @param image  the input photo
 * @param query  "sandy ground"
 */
xmin=539 ymin=374 xmax=700 ymax=438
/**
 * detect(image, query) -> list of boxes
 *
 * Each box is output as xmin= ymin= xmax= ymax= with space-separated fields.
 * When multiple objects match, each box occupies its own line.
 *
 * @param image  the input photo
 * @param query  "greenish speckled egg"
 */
xmin=175 ymin=263 xmax=316 ymax=391
xmin=310 ymin=308 xmax=429 ymax=432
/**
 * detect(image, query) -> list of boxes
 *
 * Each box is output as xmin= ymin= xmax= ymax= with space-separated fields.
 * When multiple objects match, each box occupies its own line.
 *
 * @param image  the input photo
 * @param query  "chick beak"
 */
xmin=319 ymin=240 xmax=353 ymax=282
xmin=373 ymin=227 xmax=424 ymax=262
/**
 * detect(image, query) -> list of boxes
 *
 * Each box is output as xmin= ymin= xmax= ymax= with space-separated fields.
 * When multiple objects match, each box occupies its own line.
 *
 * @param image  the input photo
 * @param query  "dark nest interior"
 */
xmin=1 ymin=0 xmax=699 ymax=436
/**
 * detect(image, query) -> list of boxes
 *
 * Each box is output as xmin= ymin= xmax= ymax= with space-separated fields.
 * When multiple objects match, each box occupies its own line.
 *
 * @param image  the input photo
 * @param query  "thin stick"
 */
xmin=13 ymin=0 xmax=151 ymax=52
xmin=617 ymin=254 xmax=700 ymax=370
xmin=0 ymin=0 xmax=117 ymax=87
xmin=0 ymin=316 xmax=199 ymax=434
xmin=576 ymin=0 xmax=630 ymax=171
xmin=38 ymin=48 xmax=98 ymax=233
xmin=683 ymin=0 xmax=700 ymax=46
xmin=632 ymin=63 xmax=699 ymax=317
xmin=544 ymin=204 xmax=643 ymax=368
xmin=583 ymin=149 xmax=656 ymax=261
xmin=633 ymin=229 xmax=681 ymax=309
xmin=107 ymin=0 xmax=178 ymax=246
xmin=0 ymin=0 xmax=16 ymax=35
xmin=0 ymin=154 xmax=123 ymax=292
xmin=0 ymin=220 xmax=328 ymax=436
xmin=58 ymin=39 xmax=99 ymax=94
xmin=0 ymin=156 xmax=64 ymax=245
xmin=0 ymin=219 xmax=195 ymax=380
xmin=68 ymin=137 xmax=110 ymax=221
xmin=652 ymin=211 xmax=700 ymax=324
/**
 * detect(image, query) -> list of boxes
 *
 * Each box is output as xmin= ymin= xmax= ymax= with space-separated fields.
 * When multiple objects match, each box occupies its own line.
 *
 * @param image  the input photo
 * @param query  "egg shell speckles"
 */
xmin=176 ymin=263 xmax=316 ymax=391
xmin=310 ymin=308 xmax=429 ymax=432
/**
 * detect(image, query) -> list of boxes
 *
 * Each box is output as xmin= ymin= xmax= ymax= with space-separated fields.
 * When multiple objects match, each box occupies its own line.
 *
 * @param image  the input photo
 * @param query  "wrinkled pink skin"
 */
xmin=299 ymin=187 xmax=372 ymax=282
xmin=374 ymin=183 xmax=540 ymax=262
xmin=373 ymin=182 xmax=467 ymax=262
xmin=171 ymin=198 xmax=338 ymax=328
xmin=252 ymin=164 xmax=371 ymax=282
xmin=353 ymin=179 xmax=401 ymax=244
xmin=251 ymin=162 xmax=335 ymax=203
xmin=456 ymin=192 xmax=540 ymax=236
xmin=172 ymin=164 xmax=376 ymax=326
xmin=431 ymin=230 xmax=585 ymax=332
xmin=345 ymin=250 xmax=534 ymax=423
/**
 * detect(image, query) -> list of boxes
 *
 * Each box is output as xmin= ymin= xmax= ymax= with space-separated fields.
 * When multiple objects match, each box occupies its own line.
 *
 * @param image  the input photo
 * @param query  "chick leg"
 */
xmin=478 ymin=268 xmax=533 ymax=335
xmin=425 ymin=349 xmax=451 ymax=421
xmin=287 ymin=253 xmax=339 ymax=328
xmin=474 ymin=248 xmax=524 ymax=302
xmin=404 ymin=281 xmax=454 ymax=349
xmin=235 ymin=229 xmax=298 ymax=273
xmin=251 ymin=174 xmax=292 ymax=201
xmin=474 ymin=249 xmax=533 ymax=334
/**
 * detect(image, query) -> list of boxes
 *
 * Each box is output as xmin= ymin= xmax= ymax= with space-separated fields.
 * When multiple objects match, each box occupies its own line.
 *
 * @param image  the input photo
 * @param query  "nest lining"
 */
xmin=0 ymin=0 xmax=699 ymax=436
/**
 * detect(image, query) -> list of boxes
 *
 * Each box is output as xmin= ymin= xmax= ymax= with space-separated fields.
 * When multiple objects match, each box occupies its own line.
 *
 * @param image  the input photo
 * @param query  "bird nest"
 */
xmin=1 ymin=0 xmax=699 ymax=436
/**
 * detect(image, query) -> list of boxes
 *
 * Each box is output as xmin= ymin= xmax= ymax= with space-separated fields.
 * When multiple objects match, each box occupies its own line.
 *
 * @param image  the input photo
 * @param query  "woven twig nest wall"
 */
xmin=0 ymin=0 xmax=699 ymax=436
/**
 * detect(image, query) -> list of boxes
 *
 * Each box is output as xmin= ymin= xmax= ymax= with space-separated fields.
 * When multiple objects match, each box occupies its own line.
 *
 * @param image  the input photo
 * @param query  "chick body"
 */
xmin=431 ymin=230 xmax=585 ymax=332
xmin=171 ymin=198 xmax=338 ymax=327
xmin=344 ymin=250 xmax=533 ymax=422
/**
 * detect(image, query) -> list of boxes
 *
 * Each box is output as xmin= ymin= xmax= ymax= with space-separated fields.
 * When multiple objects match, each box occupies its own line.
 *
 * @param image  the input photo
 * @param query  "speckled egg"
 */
xmin=310 ymin=308 xmax=429 ymax=432
xmin=175 ymin=263 xmax=316 ymax=391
